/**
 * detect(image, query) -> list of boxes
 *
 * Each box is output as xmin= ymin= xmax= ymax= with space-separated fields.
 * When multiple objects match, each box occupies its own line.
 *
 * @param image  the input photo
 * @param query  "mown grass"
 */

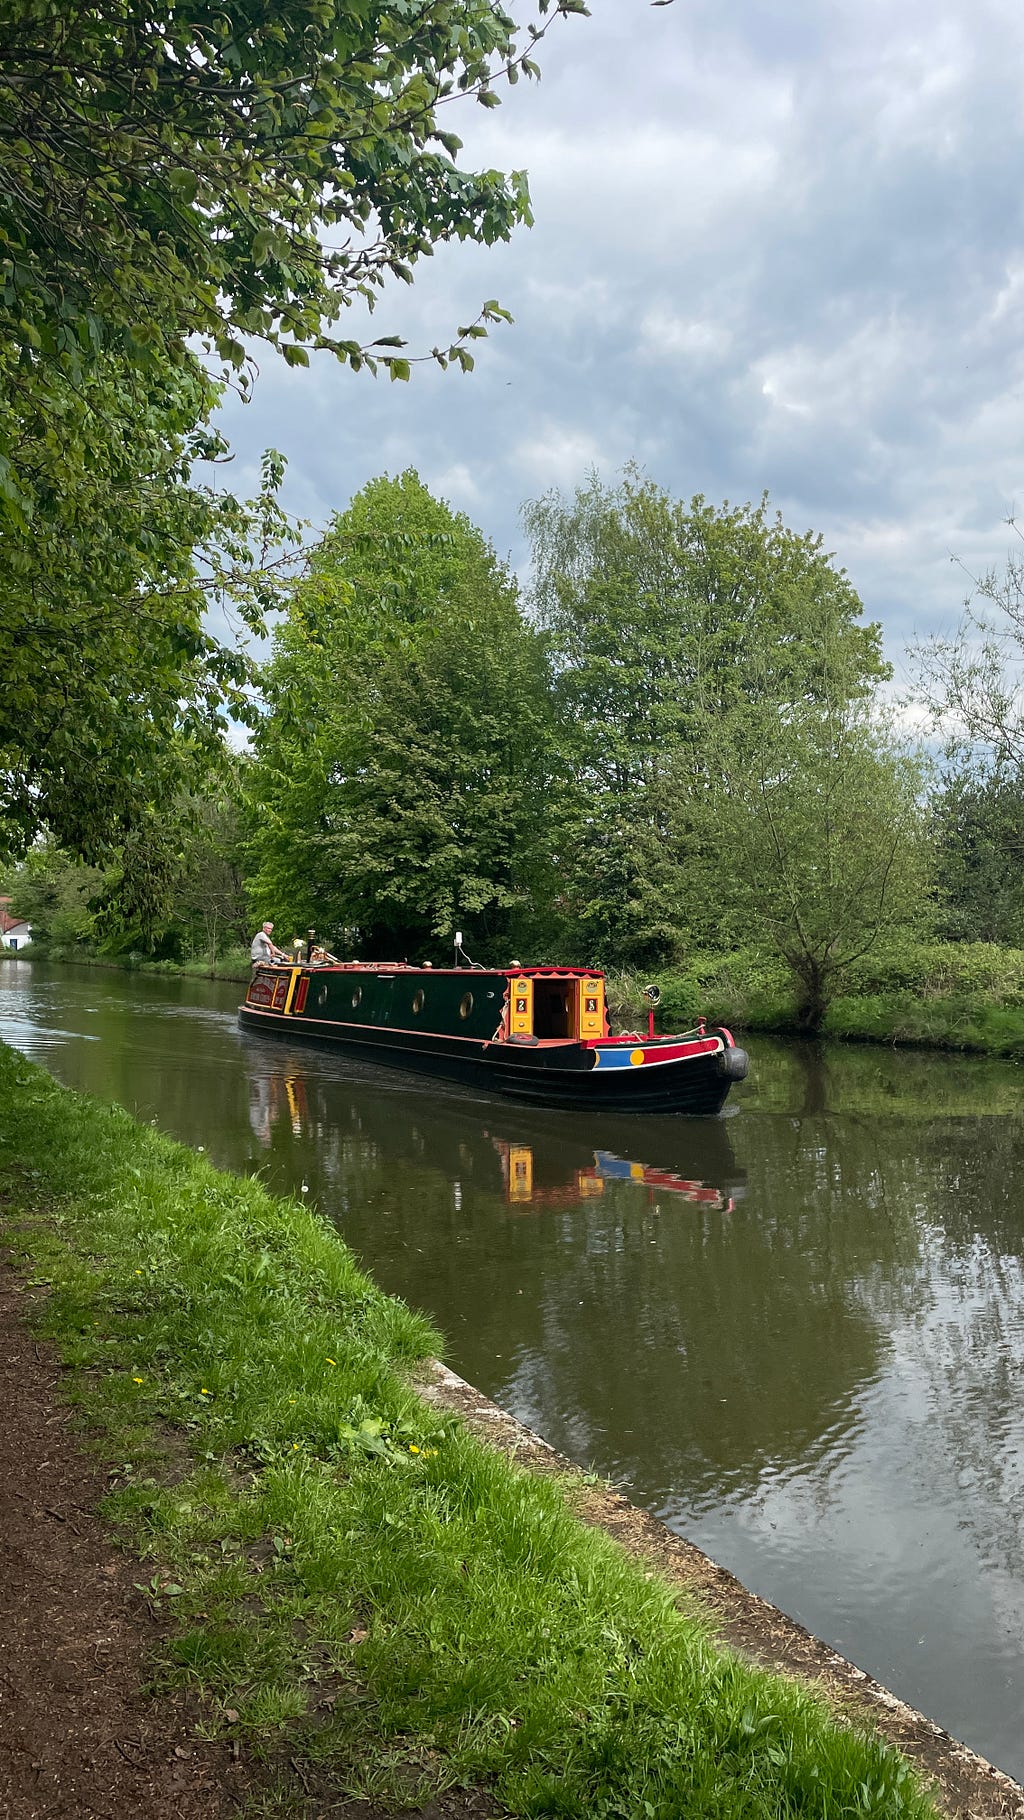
xmin=0 ymin=1041 xmax=940 ymax=1819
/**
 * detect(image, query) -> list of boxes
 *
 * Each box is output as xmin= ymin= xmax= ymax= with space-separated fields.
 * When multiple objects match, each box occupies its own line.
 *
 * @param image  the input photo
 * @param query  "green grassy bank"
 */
xmin=612 ymin=940 xmax=1024 ymax=1061
xmin=0 ymin=943 xmax=251 ymax=983
xmin=0 ymin=1043 xmax=937 ymax=1819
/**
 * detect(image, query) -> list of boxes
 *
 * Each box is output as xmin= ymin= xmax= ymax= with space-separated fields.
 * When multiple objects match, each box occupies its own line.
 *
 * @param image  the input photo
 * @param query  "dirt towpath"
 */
xmin=0 ymin=1263 xmax=498 ymax=1820
xmin=0 ymin=1264 xmax=246 ymax=1819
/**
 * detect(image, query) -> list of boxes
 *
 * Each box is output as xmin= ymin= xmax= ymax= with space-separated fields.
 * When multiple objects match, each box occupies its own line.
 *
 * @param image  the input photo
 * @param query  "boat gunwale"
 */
xmin=239 ymin=1003 xmax=725 ymax=1059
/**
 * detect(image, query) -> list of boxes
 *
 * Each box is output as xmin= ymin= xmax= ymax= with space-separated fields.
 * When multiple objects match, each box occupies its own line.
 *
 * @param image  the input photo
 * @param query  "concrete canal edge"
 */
xmin=413 ymin=1360 xmax=1024 ymax=1820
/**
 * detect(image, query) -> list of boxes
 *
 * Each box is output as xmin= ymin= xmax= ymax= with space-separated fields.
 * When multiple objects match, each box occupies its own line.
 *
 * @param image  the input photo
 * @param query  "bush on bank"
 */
xmin=610 ymin=938 xmax=1024 ymax=1058
xmin=0 ymin=1042 xmax=938 ymax=1820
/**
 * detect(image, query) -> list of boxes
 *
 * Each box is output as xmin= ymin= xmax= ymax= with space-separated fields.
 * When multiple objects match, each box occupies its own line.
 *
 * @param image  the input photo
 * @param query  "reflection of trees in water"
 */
xmin=851 ymin=1119 xmax=1024 ymax=1588
xmin=496 ymin=1194 xmax=882 ymax=1513
xmin=238 ymin=1051 xmax=895 ymax=1508
xmin=743 ymin=1044 xmax=1024 ymax=1585
xmin=743 ymin=1034 xmax=1024 ymax=1121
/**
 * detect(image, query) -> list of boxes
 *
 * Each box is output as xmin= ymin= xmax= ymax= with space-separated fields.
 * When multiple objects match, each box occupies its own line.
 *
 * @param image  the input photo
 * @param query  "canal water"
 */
xmin=3 ymin=960 xmax=1024 ymax=1781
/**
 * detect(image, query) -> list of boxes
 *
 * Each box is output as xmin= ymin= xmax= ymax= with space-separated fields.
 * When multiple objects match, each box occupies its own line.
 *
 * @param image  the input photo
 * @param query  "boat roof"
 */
xmin=305 ymin=962 xmax=604 ymax=979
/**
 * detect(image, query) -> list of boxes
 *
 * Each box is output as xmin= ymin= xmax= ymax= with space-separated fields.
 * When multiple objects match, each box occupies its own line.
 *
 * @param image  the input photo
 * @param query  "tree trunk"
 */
xmin=793 ymin=958 xmax=829 ymax=1034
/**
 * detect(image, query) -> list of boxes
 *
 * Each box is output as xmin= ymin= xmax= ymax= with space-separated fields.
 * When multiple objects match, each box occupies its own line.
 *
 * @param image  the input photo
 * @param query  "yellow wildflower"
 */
xmin=409 ymin=1444 xmax=420 ymax=1454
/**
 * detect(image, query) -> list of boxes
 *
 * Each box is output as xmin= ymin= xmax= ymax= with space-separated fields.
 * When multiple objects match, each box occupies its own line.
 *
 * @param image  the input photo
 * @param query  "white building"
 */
xmin=0 ymin=899 xmax=31 ymax=951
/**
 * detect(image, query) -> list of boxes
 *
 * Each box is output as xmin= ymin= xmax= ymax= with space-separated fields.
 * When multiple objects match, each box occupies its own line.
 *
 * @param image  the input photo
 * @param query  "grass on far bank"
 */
xmin=4 ymin=942 xmax=252 ymax=983
xmin=610 ymin=938 xmax=1024 ymax=1061
xmin=0 ymin=1041 xmax=939 ymax=1820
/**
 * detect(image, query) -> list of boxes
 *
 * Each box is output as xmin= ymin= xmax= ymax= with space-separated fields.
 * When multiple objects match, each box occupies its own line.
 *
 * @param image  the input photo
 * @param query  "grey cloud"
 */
xmin=214 ymin=0 xmax=1024 ymax=669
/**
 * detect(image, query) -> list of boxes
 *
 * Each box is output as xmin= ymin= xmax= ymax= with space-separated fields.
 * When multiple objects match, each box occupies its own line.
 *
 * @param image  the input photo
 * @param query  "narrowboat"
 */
xmin=239 ymin=959 xmax=749 ymax=1115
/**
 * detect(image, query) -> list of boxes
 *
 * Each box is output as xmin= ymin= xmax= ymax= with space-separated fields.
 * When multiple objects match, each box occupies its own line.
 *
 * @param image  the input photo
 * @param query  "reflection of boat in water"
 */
xmin=240 ymin=960 xmax=748 ymax=1114
xmin=242 ymin=1044 xmax=745 ymax=1214
xmin=248 ymin=1066 xmax=310 ymax=1148
xmin=495 ymin=1140 xmax=742 ymax=1212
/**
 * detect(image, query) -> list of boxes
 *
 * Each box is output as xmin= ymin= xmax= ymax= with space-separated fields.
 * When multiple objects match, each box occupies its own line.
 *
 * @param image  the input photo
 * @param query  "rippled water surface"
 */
xmin=4 ymin=960 xmax=1024 ymax=1780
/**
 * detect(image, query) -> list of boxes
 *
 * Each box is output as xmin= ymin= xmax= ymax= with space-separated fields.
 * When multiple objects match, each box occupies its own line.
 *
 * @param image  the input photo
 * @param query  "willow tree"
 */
xmin=674 ymin=697 xmax=930 ymax=1031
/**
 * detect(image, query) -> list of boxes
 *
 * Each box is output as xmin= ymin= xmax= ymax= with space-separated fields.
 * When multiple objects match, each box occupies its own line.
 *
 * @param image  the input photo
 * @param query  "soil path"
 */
xmin=0 ymin=1263 xmax=247 ymax=1819
xmin=0 ymin=1260 xmax=500 ymax=1820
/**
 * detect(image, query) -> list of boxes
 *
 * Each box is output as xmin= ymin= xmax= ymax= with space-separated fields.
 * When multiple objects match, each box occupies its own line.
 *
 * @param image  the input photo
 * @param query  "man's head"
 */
xmin=263 ymin=922 xmax=274 ymax=935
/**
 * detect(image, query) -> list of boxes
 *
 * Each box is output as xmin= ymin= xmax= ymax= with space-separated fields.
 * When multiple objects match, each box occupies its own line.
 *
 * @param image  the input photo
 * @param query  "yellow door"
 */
xmin=577 ymin=977 xmax=605 ymax=1039
xmin=509 ymin=976 xmax=534 ymax=1037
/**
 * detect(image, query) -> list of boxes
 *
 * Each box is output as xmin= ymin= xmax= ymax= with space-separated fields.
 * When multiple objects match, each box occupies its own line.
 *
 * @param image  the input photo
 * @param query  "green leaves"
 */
xmin=0 ymin=0 xmax=568 ymax=440
xmin=0 ymin=345 xmax=299 ymax=862
xmin=0 ymin=0 xmax=585 ymax=859
xmin=166 ymin=168 xmax=199 ymax=205
xmin=523 ymin=470 xmax=892 ymax=968
xmin=245 ymin=471 xmax=557 ymax=958
xmin=676 ymin=697 xmax=930 ymax=1029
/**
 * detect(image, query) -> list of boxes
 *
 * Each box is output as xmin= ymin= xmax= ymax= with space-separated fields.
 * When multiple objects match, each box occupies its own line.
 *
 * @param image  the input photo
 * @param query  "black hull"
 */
xmin=237 ymin=1005 xmax=738 ymax=1115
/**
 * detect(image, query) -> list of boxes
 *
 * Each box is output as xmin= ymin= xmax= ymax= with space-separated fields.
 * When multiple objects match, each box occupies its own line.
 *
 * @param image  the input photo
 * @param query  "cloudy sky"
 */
xmin=215 ymin=0 xmax=1024 ymax=675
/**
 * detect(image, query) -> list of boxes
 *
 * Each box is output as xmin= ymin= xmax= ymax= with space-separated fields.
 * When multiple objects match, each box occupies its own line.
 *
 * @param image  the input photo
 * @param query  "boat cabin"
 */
xmin=507 ymin=971 xmax=607 ymax=1042
xmin=245 ymin=960 xmax=608 ymax=1046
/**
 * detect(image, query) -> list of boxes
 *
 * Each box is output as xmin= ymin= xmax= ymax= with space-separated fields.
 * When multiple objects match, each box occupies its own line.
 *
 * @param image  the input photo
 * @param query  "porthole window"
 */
xmin=317 ymin=985 xmax=328 ymax=1008
xmin=351 ymin=986 xmax=362 ymax=1009
xmin=412 ymin=989 xmax=425 ymax=1014
xmin=459 ymin=991 xmax=474 ymax=1019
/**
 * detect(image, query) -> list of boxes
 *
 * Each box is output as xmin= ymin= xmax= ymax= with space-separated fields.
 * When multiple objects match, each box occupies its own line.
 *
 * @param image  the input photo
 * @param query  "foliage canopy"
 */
xmin=0 ymin=0 xmax=578 ymax=434
xmin=524 ymin=470 xmax=889 ymax=966
xmin=0 ymin=0 xmax=578 ymax=859
xmin=247 ymin=471 xmax=555 ymax=957
xmin=675 ymin=697 xmax=931 ymax=1030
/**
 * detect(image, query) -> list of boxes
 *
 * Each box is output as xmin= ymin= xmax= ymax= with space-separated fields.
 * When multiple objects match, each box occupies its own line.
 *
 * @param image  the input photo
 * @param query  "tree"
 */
xmin=0 ymin=351 xmax=291 ymax=860
xmin=246 ymin=472 xmax=555 ymax=958
xmin=523 ymin=470 xmax=888 ymax=966
xmin=930 ymin=766 xmax=1024 ymax=946
xmin=5 ymin=843 xmax=105 ymax=951
xmin=674 ymin=694 xmax=930 ymax=1031
xmin=912 ymin=535 xmax=1024 ymax=773
xmin=0 ymin=0 xmax=580 ymax=446
xmin=1 ymin=0 xmax=581 ymax=861
xmin=173 ymin=788 xmax=251 ymax=964
xmin=93 ymin=772 xmax=250 ymax=960
xmin=911 ymin=536 xmax=1024 ymax=948
xmin=5 ymin=759 xmax=250 ymax=961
